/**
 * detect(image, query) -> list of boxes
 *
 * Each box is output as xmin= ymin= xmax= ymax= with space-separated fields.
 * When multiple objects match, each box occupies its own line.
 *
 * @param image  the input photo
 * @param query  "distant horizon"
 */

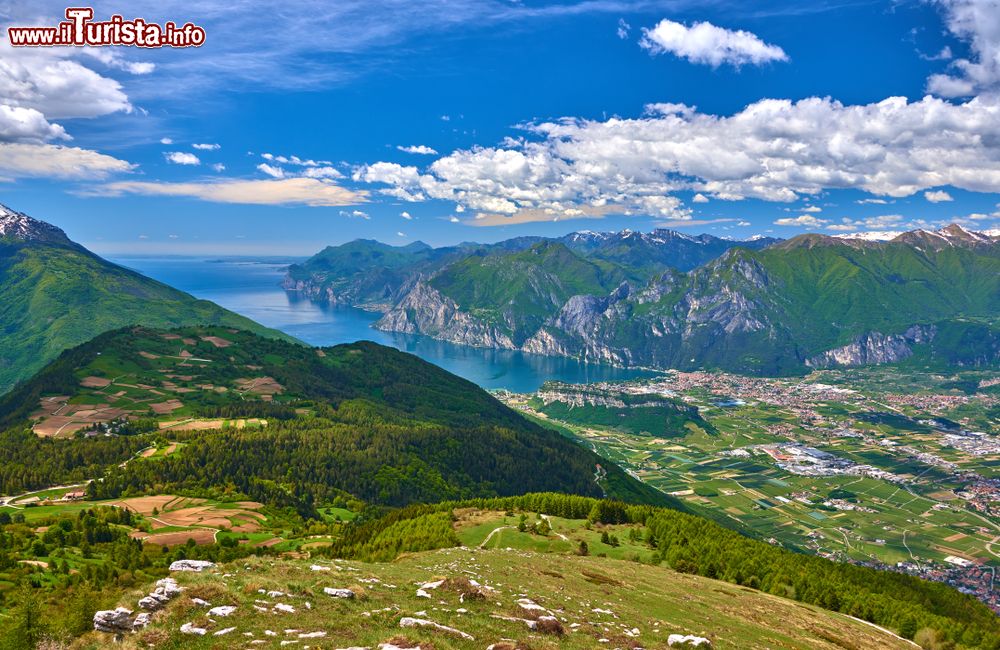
xmin=84 ymin=220 xmax=996 ymax=258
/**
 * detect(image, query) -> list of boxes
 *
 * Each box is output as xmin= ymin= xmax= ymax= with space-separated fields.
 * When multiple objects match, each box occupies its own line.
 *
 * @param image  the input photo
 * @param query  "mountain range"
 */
xmin=0 ymin=205 xmax=291 ymax=395
xmin=287 ymin=225 xmax=1000 ymax=375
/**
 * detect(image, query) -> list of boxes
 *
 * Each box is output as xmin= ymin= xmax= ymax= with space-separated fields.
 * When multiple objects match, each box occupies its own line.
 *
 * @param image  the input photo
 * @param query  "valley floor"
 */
xmin=499 ymin=366 xmax=1000 ymax=612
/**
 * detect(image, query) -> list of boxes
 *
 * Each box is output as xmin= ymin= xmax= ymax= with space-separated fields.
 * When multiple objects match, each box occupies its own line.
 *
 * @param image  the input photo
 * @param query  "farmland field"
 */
xmin=500 ymin=367 xmax=1000 ymax=610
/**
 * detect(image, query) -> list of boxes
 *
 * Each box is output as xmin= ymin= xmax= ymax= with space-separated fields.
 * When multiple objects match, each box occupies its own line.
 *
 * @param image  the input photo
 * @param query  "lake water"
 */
xmin=110 ymin=257 xmax=656 ymax=392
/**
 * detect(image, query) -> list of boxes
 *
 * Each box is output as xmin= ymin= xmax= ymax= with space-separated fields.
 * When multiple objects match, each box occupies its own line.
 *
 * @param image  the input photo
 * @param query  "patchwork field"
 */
xmin=502 ymin=369 xmax=1000 ymax=611
xmin=25 ymin=328 xmax=284 ymax=438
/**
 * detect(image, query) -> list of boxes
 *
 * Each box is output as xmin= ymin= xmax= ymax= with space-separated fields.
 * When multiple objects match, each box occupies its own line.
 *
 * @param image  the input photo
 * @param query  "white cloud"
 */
xmin=0 ymin=142 xmax=132 ymax=179
xmin=261 ymin=153 xmax=331 ymax=167
xmin=856 ymin=198 xmax=890 ymax=205
xmin=616 ymin=18 xmax=631 ymax=40
xmin=258 ymin=155 xmax=343 ymax=181
xmin=827 ymin=214 xmax=906 ymax=232
xmin=80 ymin=48 xmax=155 ymax=75
xmin=339 ymin=209 xmax=370 ymax=219
xmin=257 ymin=163 xmax=285 ymax=178
xmin=774 ymin=215 xmax=828 ymax=228
xmin=926 ymin=0 xmax=1000 ymax=97
xmin=401 ymin=211 xmax=412 ymax=219
xmin=397 ymin=231 xmax=406 ymax=237
xmin=356 ymin=94 xmax=1000 ymax=226
xmin=0 ymin=104 xmax=67 ymax=143
xmin=691 ymin=192 xmax=709 ymax=203
xmin=301 ymin=166 xmax=344 ymax=179
xmin=639 ymin=19 xmax=788 ymax=68
xmin=397 ymin=144 xmax=438 ymax=155
xmin=211 ymin=163 xmax=226 ymax=172
xmin=0 ymin=48 xmax=131 ymax=119
xmin=165 ymin=151 xmax=201 ymax=166
xmin=192 ymin=143 xmax=221 ymax=150
xmin=924 ymin=189 xmax=954 ymax=202
xmin=826 ymin=214 xmax=912 ymax=233
xmin=800 ymin=205 xmax=822 ymax=212
xmin=160 ymin=137 xmax=174 ymax=145
xmin=94 ymin=177 xmax=368 ymax=207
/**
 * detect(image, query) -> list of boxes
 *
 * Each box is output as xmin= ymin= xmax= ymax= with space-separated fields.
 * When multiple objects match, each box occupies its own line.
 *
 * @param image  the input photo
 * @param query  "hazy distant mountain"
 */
xmin=559 ymin=228 xmax=781 ymax=279
xmin=0 ymin=204 xmax=291 ymax=394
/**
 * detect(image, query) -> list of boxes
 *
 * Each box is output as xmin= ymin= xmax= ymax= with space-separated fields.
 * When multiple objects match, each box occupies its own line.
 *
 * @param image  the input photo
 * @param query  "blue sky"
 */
xmin=1 ymin=0 xmax=999 ymax=255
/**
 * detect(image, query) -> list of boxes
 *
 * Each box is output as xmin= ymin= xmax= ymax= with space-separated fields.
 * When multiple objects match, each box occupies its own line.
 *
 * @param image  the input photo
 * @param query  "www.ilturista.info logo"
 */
xmin=8 ymin=8 xmax=205 ymax=48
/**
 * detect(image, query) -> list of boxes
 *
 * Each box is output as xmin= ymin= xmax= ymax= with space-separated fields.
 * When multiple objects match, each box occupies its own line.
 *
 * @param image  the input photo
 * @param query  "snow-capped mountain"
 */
xmin=0 ymin=204 xmax=71 ymax=244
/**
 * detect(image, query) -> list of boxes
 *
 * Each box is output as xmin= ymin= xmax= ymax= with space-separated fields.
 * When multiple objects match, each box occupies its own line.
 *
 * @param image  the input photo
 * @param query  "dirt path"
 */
xmin=479 ymin=525 xmax=513 ymax=548
xmin=540 ymin=514 xmax=569 ymax=541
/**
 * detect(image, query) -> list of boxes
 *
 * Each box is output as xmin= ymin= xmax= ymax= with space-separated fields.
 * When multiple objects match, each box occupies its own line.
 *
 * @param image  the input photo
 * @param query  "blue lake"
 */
xmin=110 ymin=257 xmax=657 ymax=392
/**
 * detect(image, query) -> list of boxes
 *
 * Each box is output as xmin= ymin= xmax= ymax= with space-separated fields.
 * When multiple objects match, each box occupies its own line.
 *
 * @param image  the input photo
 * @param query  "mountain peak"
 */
xmin=892 ymin=224 xmax=997 ymax=249
xmin=935 ymin=223 xmax=994 ymax=244
xmin=0 ymin=204 xmax=71 ymax=245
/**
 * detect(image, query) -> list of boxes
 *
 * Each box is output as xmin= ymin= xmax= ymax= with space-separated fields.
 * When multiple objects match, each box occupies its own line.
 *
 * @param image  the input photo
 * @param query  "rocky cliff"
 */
xmin=374 ymin=281 xmax=517 ymax=349
xmin=805 ymin=325 xmax=937 ymax=368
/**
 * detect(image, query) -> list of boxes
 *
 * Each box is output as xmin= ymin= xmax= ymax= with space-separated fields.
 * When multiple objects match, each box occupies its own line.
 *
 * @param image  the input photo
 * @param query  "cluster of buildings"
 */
xmin=941 ymin=430 xmax=1000 ymax=457
xmin=955 ymin=480 xmax=1000 ymax=518
xmin=891 ymin=561 xmax=999 ymax=613
xmin=749 ymin=443 xmax=905 ymax=482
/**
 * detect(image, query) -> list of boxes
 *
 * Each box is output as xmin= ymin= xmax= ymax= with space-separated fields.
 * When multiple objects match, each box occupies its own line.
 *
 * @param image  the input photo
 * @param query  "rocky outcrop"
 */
xmin=96 ymin=577 xmax=185 ymax=634
xmin=668 ymin=634 xmax=713 ymax=647
xmin=399 ymin=616 xmax=474 ymax=640
xmin=806 ymin=325 xmax=936 ymax=368
xmin=323 ymin=587 xmax=356 ymax=599
xmin=94 ymin=608 xmax=136 ymax=634
xmin=138 ymin=577 xmax=183 ymax=610
xmin=375 ymin=282 xmax=517 ymax=349
xmin=170 ymin=559 xmax=216 ymax=572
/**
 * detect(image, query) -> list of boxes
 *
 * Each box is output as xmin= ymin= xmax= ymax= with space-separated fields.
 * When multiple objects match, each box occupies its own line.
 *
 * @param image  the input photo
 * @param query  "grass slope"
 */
xmin=83 ymin=547 xmax=920 ymax=650
xmin=0 ymin=235 xmax=291 ymax=395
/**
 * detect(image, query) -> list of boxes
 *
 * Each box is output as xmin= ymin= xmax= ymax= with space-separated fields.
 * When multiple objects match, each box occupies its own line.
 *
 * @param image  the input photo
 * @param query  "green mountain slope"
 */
xmin=0 ymin=206 xmax=292 ymax=394
xmin=0 ymin=326 xmax=667 ymax=510
xmin=365 ymin=224 xmax=1000 ymax=374
xmin=429 ymin=241 xmax=627 ymax=343
xmin=283 ymin=238 xmax=448 ymax=306
xmin=750 ymin=230 xmax=1000 ymax=352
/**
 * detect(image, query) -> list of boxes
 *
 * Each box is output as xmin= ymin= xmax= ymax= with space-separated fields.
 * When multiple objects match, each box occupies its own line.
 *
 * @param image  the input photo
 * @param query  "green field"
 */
xmin=503 ymin=372 xmax=1000 ymax=571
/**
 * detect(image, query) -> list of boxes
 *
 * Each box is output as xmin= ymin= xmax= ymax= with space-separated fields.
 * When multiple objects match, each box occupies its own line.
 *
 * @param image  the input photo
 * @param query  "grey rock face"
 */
xmin=806 ymin=325 xmax=936 ymax=368
xmin=375 ymin=282 xmax=517 ymax=349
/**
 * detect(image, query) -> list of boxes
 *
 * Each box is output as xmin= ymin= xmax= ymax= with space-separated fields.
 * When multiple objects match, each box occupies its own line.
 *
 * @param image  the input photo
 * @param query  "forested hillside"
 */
xmin=0 ymin=326 xmax=666 ymax=512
